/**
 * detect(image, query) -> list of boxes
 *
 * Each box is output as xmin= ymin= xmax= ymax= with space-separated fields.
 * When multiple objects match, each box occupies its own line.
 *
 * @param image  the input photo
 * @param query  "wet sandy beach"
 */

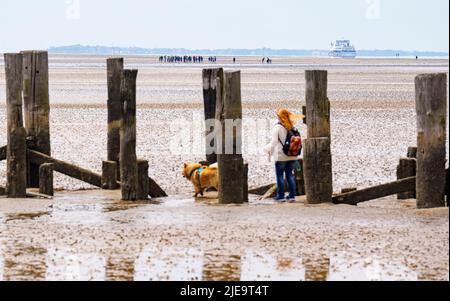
xmin=0 ymin=190 xmax=448 ymax=281
xmin=0 ymin=55 xmax=448 ymax=281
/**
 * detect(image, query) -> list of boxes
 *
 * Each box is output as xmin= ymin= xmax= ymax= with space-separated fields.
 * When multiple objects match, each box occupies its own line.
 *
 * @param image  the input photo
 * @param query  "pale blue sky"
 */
xmin=0 ymin=0 xmax=448 ymax=52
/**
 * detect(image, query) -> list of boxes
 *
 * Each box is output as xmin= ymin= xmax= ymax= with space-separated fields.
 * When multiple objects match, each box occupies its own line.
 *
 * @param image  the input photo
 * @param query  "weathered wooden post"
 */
xmin=303 ymin=70 xmax=333 ymax=204
xmin=397 ymin=158 xmax=416 ymax=199
xmin=407 ymin=147 xmax=418 ymax=159
xmin=137 ymin=160 xmax=150 ymax=200
xmin=295 ymin=158 xmax=306 ymax=196
xmin=203 ymin=68 xmax=223 ymax=165
xmin=303 ymin=138 xmax=333 ymax=204
xmin=4 ymin=53 xmax=27 ymax=198
xmin=107 ymin=58 xmax=124 ymax=180
xmin=216 ymin=70 xmax=247 ymax=204
xmin=415 ymin=73 xmax=447 ymax=209
xmin=102 ymin=161 xmax=119 ymax=190
xmin=243 ymin=163 xmax=249 ymax=202
xmin=39 ymin=163 xmax=54 ymax=196
xmin=21 ymin=51 xmax=51 ymax=188
xmin=120 ymin=70 xmax=138 ymax=201
xmin=305 ymin=70 xmax=331 ymax=139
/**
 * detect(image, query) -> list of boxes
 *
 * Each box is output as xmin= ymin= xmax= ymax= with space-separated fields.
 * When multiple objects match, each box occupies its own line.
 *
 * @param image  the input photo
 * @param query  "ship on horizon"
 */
xmin=329 ymin=40 xmax=357 ymax=58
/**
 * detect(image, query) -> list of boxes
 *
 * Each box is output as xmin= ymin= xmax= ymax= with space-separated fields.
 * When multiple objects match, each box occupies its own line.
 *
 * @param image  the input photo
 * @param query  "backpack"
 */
xmin=278 ymin=125 xmax=303 ymax=157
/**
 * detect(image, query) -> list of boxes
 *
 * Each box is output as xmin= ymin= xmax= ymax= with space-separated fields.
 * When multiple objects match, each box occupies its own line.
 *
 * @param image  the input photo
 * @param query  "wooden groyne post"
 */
xmin=137 ymin=160 xmax=150 ymax=200
xmin=107 ymin=58 xmax=124 ymax=182
xmin=397 ymin=158 xmax=417 ymax=199
xmin=21 ymin=51 xmax=51 ymax=188
xmin=415 ymin=73 xmax=447 ymax=209
xmin=203 ymin=68 xmax=223 ymax=165
xmin=4 ymin=53 xmax=27 ymax=198
xmin=216 ymin=71 xmax=247 ymax=204
xmin=39 ymin=163 xmax=54 ymax=196
xmin=303 ymin=70 xmax=333 ymax=204
xmin=120 ymin=70 xmax=138 ymax=201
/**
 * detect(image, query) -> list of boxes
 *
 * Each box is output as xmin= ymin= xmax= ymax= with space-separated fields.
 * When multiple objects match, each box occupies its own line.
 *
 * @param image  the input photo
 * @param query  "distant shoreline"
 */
xmin=44 ymin=45 xmax=449 ymax=59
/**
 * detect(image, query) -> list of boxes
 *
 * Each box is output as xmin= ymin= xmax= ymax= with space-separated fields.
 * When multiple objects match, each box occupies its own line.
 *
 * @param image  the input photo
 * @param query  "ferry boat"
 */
xmin=329 ymin=40 xmax=357 ymax=58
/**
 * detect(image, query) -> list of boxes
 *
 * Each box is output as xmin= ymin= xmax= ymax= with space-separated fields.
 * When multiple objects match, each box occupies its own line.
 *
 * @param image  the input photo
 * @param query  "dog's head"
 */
xmin=182 ymin=163 xmax=202 ymax=179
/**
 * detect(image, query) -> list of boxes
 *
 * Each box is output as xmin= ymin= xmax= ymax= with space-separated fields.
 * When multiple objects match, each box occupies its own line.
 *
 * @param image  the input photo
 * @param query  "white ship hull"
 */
xmin=329 ymin=40 xmax=357 ymax=58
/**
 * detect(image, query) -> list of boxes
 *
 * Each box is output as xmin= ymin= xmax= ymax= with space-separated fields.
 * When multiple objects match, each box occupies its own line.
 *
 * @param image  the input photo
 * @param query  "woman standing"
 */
xmin=265 ymin=109 xmax=304 ymax=203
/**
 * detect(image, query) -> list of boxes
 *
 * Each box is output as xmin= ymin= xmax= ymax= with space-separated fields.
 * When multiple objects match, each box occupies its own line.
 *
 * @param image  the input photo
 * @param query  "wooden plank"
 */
xmin=148 ymin=177 xmax=168 ymax=198
xmin=415 ymin=73 xmax=447 ymax=208
xmin=21 ymin=51 xmax=51 ymax=188
xmin=120 ymin=69 xmax=138 ymax=201
xmin=333 ymin=177 xmax=416 ymax=206
xmin=0 ymin=145 xmax=6 ymax=161
xmin=107 ymin=58 xmax=124 ymax=180
xmin=249 ymin=183 xmax=276 ymax=196
xmin=28 ymin=150 xmax=103 ymax=188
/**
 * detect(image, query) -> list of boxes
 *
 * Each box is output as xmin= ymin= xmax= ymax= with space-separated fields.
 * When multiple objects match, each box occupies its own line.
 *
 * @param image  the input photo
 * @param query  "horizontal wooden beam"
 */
xmin=28 ymin=150 xmax=167 ymax=198
xmin=148 ymin=177 xmax=168 ymax=198
xmin=333 ymin=177 xmax=416 ymax=206
xmin=0 ymin=145 xmax=6 ymax=161
xmin=28 ymin=150 xmax=103 ymax=188
xmin=249 ymin=183 xmax=275 ymax=196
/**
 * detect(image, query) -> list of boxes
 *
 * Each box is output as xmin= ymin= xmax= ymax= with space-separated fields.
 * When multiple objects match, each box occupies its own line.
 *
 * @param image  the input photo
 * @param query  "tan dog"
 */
xmin=182 ymin=163 xmax=219 ymax=197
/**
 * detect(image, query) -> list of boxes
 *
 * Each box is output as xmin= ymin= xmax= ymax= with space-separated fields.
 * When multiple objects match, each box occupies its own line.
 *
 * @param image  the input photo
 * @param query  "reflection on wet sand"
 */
xmin=46 ymin=248 xmax=106 ymax=281
xmin=241 ymin=252 xmax=306 ymax=281
xmin=203 ymin=253 xmax=241 ymax=281
xmin=328 ymin=253 xmax=418 ymax=281
xmin=0 ymin=242 xmax=423 ymax=281
xmin=2 ymin=242 xmax=47 ymax=281
xmin=134 ymin=247 xmax=203 ymax=281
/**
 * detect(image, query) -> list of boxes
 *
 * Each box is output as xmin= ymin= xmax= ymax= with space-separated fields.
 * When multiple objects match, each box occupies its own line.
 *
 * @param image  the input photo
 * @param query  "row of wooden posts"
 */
xmin=203 ymin=68 xmax=448 ymax=208
xmin=2 ymin=52 xmax=166 ymax=201
xmin=1 ymin=51 xmax=448 ymax=208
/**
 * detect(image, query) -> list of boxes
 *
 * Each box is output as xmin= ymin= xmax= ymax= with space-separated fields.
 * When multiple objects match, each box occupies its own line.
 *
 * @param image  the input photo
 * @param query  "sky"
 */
xmin=0 ymin=0 xmax=448 ymax=52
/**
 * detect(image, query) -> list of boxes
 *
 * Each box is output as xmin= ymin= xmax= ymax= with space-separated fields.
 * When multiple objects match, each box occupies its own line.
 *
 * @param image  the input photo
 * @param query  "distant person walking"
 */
xmin=233 ymin=57 xmax=236 ymax=64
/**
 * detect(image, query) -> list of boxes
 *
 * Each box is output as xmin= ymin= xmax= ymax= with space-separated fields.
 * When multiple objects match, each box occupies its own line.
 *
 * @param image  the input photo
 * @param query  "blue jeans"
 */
xmin=275 ymin=161 xmax=297 ymax=199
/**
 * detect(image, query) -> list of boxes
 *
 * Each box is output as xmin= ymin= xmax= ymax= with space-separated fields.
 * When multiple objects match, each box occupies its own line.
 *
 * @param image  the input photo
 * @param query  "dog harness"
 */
xmin=189 ymin=167 xmax=205 ymax=181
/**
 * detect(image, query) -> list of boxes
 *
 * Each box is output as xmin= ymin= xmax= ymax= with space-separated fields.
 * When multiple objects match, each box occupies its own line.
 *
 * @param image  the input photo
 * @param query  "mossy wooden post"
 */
xmin=397 ymin=158 xmax=416 ymax=199
xmin=107 ymin=58 xmax=124 ymax=180
xmin=304 ymin=70 xmax=333 ymax=204
xmin=415 ymin=73 xmax=447 ymax=209
xmin=39 ymin=163 xmax=54 ymax=196
xmin=120 ymin=70 xmax=138 ymax=201
xmin=216 ymin=70 xmax=246 ymax=204
xmin=21 ymin=51 xmax=51 ymax=188
xmin=203 ymin=68 xmax=223 ymax=165
xmin=4 ymin=53 xmax=27 ymax=198
xmin=137 ymin=160 xmax=150 ymax=200
xmin=102 ymin=161 xmax=119 ymax=190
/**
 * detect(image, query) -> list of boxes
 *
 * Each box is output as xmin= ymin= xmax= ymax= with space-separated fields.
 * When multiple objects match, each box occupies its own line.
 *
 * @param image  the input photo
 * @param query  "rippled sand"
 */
xmin=0 ymin=56 xmax=448 ymax=281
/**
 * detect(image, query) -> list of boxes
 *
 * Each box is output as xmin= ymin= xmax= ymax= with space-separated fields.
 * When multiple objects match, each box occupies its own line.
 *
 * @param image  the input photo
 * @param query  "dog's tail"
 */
xmin=209 ymin=163 xmax=219 ymax=169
